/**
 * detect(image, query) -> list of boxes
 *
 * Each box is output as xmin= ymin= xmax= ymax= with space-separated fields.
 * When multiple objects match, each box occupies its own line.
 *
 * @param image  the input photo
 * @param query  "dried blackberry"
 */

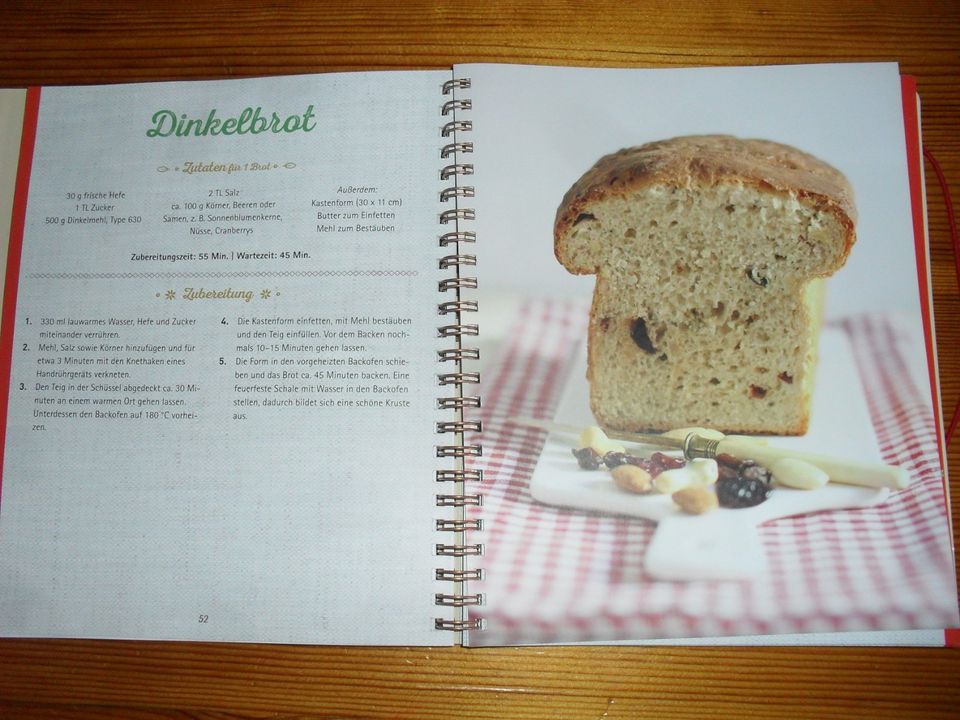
xmin=715 ymin=474 xmax=770 ymax=508
xmin=738 ymin=459 xmax=773 ymax=485
xmin=572 ymin=447 xmax=602 ymax=470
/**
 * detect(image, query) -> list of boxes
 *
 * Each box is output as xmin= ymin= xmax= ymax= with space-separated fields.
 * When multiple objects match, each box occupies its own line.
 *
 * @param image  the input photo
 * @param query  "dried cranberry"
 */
xmin=650 ymin=452 xmax=685 ymax=471
xmin=717 ymin=463 xmax=740 ymax=482
xmin=716 ymin=453 xmax=741 ymax=468
xmin=749 ymin=384 xmax=767 ymax=399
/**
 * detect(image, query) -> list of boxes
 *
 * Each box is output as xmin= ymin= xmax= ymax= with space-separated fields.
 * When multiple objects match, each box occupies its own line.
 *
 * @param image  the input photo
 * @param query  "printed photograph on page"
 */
xmin=458 ymin=63 xmax=959 ymax=645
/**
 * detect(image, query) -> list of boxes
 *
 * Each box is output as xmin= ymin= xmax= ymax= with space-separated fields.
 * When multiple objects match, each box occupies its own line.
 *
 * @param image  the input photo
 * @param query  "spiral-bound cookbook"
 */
xmin=0 ymin=62 xmax=956 ymax=647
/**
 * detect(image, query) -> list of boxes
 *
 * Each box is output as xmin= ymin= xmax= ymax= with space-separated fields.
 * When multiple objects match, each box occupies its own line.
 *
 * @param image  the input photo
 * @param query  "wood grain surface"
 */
xmin=1 ymin=1 xmax=958 ymax=718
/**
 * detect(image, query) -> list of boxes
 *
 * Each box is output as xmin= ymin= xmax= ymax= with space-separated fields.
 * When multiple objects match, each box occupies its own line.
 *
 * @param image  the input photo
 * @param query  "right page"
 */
xmin=459 ymin=62 xmax=959 ymax=646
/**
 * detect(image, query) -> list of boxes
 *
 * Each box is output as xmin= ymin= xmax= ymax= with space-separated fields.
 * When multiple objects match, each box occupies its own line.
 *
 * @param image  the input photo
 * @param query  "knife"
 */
xmin=507 ymin=417 xmax=909 ymax=490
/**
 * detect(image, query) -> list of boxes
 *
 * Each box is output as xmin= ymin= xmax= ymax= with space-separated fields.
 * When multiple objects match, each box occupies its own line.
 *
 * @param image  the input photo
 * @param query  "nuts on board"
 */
xmin=566 ymin=423 xmax=783 ymax=511
xmin=611 ymin=464 xmax=654 ymax=494
xmin=672 ymin=486 xmax=719 ymax=515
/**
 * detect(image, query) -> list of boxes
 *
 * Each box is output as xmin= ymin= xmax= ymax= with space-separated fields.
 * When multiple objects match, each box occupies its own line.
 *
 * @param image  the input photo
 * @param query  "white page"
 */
xmin=0 ymin=71 xmax=451 ymax=644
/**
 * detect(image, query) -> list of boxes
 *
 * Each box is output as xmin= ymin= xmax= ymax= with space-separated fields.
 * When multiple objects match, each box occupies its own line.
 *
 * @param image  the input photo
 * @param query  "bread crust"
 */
xmin=555 ymin=135 xmax=857 ymax=273
xmin=554 ymin=135 xmax=856 ymax=435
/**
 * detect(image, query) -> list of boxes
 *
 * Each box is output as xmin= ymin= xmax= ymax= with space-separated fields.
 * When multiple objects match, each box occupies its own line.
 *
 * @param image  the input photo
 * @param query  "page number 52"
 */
xmin=198 ymin=614 xmax=209 ymax=624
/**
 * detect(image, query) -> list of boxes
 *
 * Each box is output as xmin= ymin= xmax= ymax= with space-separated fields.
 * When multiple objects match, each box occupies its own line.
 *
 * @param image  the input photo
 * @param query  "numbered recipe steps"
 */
xmin=16 ymin=311 xmax=420 ymax=431
xmin=25 ymin=315 xmax=199 ymax=429
xmin=232 ymin=313 xmax=414 ymax=419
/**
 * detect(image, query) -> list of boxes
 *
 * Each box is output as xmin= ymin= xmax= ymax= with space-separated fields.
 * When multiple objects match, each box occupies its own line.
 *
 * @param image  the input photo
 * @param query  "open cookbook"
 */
xmin=0 ymin=62 xmax=956 ymax=647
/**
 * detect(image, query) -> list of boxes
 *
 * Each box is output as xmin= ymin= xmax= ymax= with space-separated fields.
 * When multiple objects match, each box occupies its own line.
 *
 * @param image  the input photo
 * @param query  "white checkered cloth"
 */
xmin=466 ymin=298 xmax=958 ymax=644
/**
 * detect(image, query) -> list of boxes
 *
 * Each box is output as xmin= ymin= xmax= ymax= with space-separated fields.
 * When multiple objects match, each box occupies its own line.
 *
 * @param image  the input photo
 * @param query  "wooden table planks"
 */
xmin=1 ymin=2 xmax=958 ymax=718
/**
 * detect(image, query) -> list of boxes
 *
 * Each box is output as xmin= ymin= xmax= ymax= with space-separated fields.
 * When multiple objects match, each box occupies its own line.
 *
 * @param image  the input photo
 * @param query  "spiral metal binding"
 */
xmin=441 ymin=142 xmax=473 ymax=158
xmin=437 ymin=420 xmax=482 ymax=434
xmin=438 ymin=277 xmax=477 ymax=292
xmin=436 ymin=445 xmax=482 ymax=459
xmin=438 ymin=371 xmax=480 ymax=385
xmin=438 ymin=300 xmax=478 ymax=314
xmin=440 ymin=207 xmax=475 ymax=223
xmin=434 ymin=618 xmax=484 ymax=631
xmin=440 ymin=163 xmax=474 ymax=179
xmin=437 ymin=348 xmax=480 ymax=362
xmin=436 ymin=568 xmax=483 ymax=581
xmin=437 ymin=395 xmax=480 ymax=410
xmin=440 ymin=186 xmax=475 ymax=201
xmin=436 ymin=469 xmax=482 ymax=482
xmin=439 ymin=253 xmax=476 ymax=269
xmin=435 ymin=74 xmax=483 ymax=635
xmin=442 ymin=98 xmax=472 ymax=115
xmin=438 ymin=325 xmax=479 ymax=339
xmin=435 ymin=593 xmax=483 ymax=607
xmin=439 ymin=230 xmax=475 ymax=246
xmin=435 ymin=518 xmax=483 ymax=532
xmin=442 ymin=77 xmax=471 ymax=94
xmin=441 ymin=120 xmax=472 ymax=137
xmin=436 ymin=492 xmax=482 ymax=505
xmin=436 ymin=543 xmax=483 ymax=556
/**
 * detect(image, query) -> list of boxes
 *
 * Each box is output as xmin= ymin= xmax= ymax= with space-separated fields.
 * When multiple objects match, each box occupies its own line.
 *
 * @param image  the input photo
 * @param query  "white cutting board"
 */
xmin=528 ymin=328 xmax=893 ymax=580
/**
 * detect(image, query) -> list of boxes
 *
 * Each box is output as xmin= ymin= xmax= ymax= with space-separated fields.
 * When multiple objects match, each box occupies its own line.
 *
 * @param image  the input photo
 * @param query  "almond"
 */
xmin=672 ymin=486 xmax=719 ymax=514
xmin=611 ymin=464 xmax=653 ymax=494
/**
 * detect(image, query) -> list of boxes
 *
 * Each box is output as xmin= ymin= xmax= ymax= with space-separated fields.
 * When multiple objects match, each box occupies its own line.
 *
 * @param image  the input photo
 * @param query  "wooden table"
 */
xmin=1 ymin=2 xmax=958 ymax=717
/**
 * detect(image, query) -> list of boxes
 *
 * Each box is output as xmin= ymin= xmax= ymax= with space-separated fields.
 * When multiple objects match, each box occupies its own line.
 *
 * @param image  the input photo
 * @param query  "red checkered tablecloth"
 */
xmin=465 ymin=297 xmax=958 ymax=645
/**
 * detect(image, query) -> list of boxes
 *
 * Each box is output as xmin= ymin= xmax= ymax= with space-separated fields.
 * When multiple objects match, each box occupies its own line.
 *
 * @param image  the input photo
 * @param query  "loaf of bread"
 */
xmin=554 ymin=135 xmax=857 ymax=435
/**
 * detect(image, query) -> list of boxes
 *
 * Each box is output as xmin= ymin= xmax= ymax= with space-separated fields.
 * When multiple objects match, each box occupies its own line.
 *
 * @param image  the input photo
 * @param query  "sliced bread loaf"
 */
xmin=554 ymin=135 xmax=856 ymax=434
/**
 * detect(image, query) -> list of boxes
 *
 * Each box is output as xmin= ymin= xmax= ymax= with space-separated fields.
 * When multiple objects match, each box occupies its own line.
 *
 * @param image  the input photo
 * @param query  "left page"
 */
xmin=0 ymin=71 xmax=452 ymax=644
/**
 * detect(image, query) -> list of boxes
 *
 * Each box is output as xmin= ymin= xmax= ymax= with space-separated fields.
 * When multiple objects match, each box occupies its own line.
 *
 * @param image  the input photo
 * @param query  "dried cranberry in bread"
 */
xmin=554 ymin=135 xmax=856 ymax=435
